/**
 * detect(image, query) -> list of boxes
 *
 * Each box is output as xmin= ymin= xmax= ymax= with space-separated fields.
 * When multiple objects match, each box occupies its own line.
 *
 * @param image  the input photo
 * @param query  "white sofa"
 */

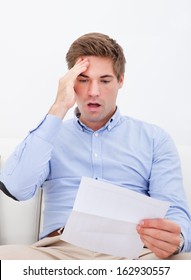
xmin=0 ymin=138 xmax=191 ymax=245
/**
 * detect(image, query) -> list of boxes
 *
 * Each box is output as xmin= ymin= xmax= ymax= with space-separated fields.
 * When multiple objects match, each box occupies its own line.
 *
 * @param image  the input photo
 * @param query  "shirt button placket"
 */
xmin=92 ymin=132 xmax=102 ymax=179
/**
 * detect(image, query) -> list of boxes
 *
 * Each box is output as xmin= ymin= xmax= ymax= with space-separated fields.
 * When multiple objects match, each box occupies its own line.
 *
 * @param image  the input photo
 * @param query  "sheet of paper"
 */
xmin=61 ymin=176 xmax=170 ymax=259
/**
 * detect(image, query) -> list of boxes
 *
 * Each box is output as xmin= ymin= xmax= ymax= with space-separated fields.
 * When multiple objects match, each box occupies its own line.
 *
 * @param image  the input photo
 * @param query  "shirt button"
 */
xmin=94 ymin=133 xmax=99 ymax=137
xmin=94 ymin=153 xmax=98 ymax=157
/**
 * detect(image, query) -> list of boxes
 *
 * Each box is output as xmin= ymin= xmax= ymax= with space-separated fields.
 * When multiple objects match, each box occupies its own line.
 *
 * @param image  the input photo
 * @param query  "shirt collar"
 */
xmin=74 ymin=106 xmax=122 ymax=132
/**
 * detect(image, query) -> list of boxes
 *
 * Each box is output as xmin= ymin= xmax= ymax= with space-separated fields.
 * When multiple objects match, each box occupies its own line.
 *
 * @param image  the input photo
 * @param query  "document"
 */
xmin=61 ymin=176 xmax=170 ymax=259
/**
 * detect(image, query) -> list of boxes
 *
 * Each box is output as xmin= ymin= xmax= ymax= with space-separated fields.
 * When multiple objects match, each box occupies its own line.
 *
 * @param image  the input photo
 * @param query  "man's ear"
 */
xmin=118 ymin=74 xmax=124 ymax=88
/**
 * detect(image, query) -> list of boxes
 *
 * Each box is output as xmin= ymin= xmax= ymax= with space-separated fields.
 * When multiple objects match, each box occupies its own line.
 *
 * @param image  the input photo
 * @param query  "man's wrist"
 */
xmin=174 ymin=232 xmax=185 ymax=254
xmin=48 ymin=103 xmax=69 ymax=120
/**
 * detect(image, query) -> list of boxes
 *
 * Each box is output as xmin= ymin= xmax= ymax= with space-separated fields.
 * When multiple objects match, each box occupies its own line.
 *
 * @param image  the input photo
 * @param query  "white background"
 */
xmin=0 ymin=0 xmax=190 ymax=145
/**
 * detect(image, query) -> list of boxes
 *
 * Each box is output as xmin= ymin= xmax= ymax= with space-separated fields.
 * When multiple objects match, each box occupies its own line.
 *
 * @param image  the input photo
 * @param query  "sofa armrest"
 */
xmin=0 ymin=188 xmax=42 ymax=245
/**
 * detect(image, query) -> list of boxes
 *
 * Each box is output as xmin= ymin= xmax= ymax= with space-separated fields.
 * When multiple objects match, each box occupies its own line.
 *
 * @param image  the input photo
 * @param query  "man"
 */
xmin=0 ymin=32 xmax=191 ymax=259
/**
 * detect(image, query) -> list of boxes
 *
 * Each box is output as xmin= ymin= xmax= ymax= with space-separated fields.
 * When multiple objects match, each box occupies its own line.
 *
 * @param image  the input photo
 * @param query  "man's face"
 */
xmin=74 ymin=56 xmax=124 ymax=131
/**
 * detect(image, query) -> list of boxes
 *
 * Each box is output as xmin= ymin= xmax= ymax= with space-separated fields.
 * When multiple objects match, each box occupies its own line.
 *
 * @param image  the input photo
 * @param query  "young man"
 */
xmin=0 ymin=32 xmax=191 ymax=259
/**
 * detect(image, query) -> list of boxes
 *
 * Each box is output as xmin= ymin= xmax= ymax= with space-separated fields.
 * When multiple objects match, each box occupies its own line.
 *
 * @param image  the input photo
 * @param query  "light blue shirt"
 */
xmin=1 ymin=108 xmax=191 ymax=251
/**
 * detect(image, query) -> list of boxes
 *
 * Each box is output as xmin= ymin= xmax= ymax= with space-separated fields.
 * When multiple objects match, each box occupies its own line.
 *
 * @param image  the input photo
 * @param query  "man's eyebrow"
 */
xmin=78 ymin=74 xmax=114 ymax=78
xmin=100 ymin=75 xmax=114 ymax=79
xmin=78 ymin=74 xmax=89 ymax=78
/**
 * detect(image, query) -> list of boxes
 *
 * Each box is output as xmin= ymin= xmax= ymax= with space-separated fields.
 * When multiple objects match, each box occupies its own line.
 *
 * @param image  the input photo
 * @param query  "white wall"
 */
xmin=0 ymin=0 xmax=190 ymax=146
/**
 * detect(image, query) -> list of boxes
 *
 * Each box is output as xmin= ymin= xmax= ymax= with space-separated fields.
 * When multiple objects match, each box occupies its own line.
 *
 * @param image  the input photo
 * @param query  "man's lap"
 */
xmin=0 ymin=236 xmax=191 ymax=260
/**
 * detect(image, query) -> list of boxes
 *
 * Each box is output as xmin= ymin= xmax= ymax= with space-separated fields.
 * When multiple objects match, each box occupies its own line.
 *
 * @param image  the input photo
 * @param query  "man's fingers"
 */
xmin=66 ymin=58 xmax=89 ymax=81
xmin=138 ymin=218 xmax=180 ymax=233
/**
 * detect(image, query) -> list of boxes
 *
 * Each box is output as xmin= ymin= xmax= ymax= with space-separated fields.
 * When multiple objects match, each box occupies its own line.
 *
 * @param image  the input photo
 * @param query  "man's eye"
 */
xmin=101 ymin=80 xmax=110 ymax=84
xmin=79 ymin=79 xmax=88 ymax=83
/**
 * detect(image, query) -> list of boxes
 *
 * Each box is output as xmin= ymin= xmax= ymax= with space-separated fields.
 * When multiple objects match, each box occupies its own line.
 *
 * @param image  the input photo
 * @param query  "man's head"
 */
xmin=66 ymin=32 xmax=126 ymax=81
xmin=66 ymin=33 xmax=126 ymax=131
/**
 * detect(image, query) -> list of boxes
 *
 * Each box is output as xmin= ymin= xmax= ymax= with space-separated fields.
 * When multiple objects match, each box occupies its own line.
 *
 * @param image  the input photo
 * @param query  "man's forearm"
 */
xmin=48 ymin=102 xmax=69 ymax=120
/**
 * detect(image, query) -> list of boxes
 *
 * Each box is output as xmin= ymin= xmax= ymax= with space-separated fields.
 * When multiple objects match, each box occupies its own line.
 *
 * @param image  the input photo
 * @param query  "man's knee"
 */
xmin=0 ymin=245 xmax=22 ymax=260
xmin=0 ymin=244 xmax=35 ymax=260
xmin=168 ymin=252 xmax=191 ymax=260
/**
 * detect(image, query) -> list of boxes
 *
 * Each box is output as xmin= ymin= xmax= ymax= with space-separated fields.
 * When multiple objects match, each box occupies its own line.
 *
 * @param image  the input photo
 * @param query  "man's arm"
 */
xmin=0 ymin=115 xmax=62 ymax=200
xmin=0 ymin=58 xmax=89 ymax=200
xmin=136 ymin=129 xmax=191 ymax=257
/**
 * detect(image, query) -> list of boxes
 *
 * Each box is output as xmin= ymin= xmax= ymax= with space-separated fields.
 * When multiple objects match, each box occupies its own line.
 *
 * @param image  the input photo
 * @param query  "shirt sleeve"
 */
xmin=0 ymin=114 xmax=62 ymax=201
xmin=149 ymin=128 xmax=191 ymax=252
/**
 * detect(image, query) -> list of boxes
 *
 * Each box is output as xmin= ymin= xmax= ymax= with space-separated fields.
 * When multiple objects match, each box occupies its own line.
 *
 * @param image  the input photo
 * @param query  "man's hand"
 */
xmin=136 ymin=218 xmax=181 ymax=259
xmin=48 ymin=58 xmax=89 ymax=119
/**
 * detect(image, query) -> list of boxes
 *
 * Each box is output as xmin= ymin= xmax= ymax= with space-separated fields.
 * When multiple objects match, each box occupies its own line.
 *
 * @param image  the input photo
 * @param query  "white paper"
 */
xmin=61 ymin=176 xmax=170 ymax=259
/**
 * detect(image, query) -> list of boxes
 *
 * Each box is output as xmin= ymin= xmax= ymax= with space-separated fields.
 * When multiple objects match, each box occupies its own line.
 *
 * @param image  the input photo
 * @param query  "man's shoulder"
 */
xmin=122 ymin=115 xmax=170 ymax=139
xmin=123 ymin=115 xmax=163 ymax=130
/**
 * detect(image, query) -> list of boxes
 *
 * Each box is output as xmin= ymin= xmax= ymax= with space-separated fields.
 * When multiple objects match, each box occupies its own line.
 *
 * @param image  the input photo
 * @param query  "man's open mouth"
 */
xmin=87 ymin=103 xmax=101 ymax=108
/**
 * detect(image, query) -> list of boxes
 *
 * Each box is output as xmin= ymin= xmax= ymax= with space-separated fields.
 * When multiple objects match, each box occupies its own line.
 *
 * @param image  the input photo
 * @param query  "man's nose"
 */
xmin=88 ymin=81 xmax=100 ymax=96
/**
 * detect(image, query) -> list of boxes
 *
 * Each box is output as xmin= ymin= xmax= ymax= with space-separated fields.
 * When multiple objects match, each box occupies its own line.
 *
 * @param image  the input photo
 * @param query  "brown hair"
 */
xmin=66 ymin=32 xmax=126 ymax=81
